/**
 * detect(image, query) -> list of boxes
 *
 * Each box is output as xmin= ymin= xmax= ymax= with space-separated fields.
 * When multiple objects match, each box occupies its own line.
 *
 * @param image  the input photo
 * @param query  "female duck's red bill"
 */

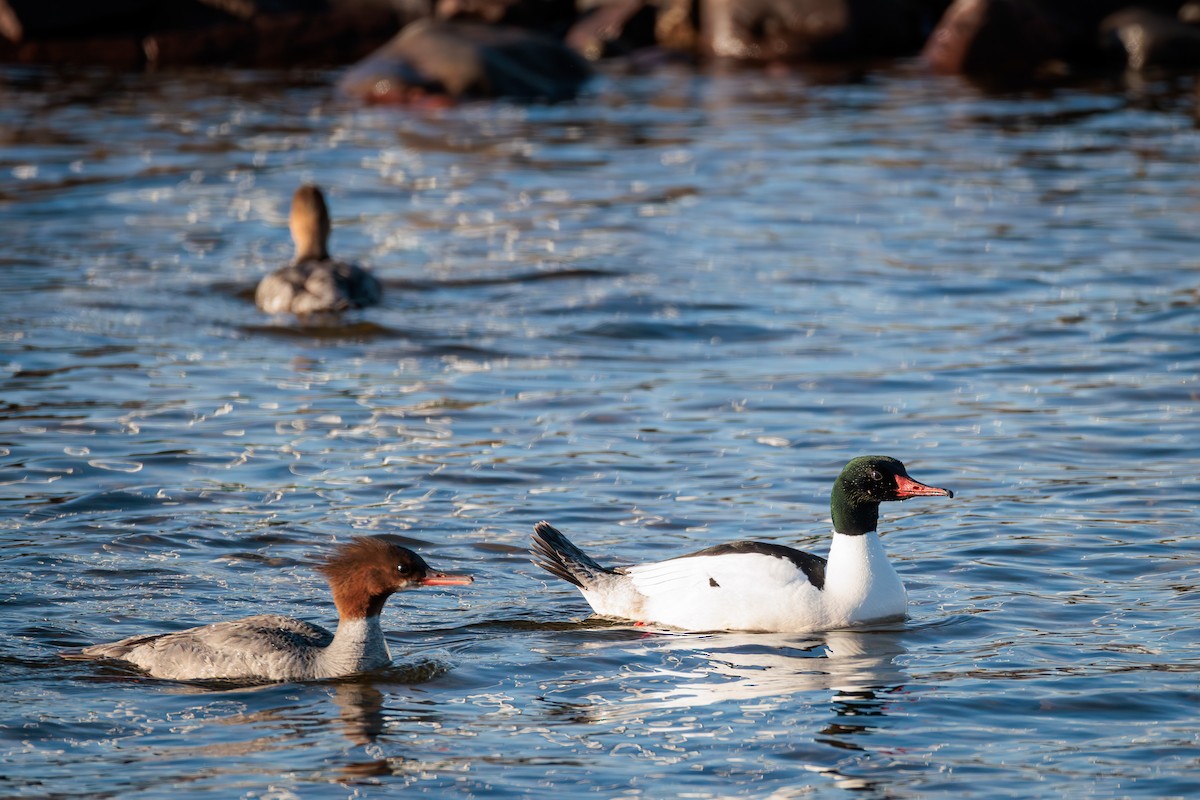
xmin=895 ymin=474 xmax=954 ymax=499
xmin=420 ymin=572 xmax=474 ymax=586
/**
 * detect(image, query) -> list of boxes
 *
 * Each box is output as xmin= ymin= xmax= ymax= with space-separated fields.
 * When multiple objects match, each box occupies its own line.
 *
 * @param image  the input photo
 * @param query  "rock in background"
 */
xmin=2 ymin=0 xmax=1198 ymax=86
xmin=0 ymin=0 xmax=421 ymax=68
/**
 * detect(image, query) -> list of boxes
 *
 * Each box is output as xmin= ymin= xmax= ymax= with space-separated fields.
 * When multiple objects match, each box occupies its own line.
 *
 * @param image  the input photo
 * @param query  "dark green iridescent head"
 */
xmin=830 ymin=455 xmax=953 ymax=536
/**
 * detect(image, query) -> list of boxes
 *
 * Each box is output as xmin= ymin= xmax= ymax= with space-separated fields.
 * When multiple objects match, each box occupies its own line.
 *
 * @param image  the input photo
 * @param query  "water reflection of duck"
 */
xmin=539 ymin=625 xmax=909 ymax=788
xmin=532 ymin=456 xmax=953 ymax=633
xmin=66 ymin=538 xmax=472 ymax=681
xmin=331 ymin=682 xmax=388 ymax=746
xmin=620 ymin=628 xmax=908 ymax=711
xmin=255 ymin=185 xmax=383 ymax=316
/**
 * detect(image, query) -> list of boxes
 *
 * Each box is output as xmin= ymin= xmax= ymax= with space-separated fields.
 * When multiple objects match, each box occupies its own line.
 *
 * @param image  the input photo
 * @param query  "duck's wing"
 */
xmin=255 ymin=266 xmax=304 ymax=313
xmin=619 ymin=542 xmax=830 ymax=631
xmin=337 ymin=262 xmax=383 ymax=307
xmin=296 ymin=263 xmax=350 ymax=313
xmin=626 ymin=541 xmax=827 ymax=597
xmin=77 ymin=615 xmax=333 ymax=667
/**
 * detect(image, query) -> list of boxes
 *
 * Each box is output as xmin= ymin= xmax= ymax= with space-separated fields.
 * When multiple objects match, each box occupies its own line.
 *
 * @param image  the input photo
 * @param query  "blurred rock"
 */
xmin=922 ymin=0 xmax=1064 ymax=77
xmin=654 ymin=0 xmax=698 ymax=53
xmin=143 ymin=2 xmax=408 ymax=67
xmin=922 ymin=0 xmax=1192 ymax=78
xmin=1100 ymin=7 xmax=1200 ymax=71
xmin=566 ymin=0 xmax=695 ymax=57
xmin=698 ymin=0 xmax=950 ymax=62
xmin=0 ymin=0 xmax=419 ymax=67
xmin=436 ymin=0 xmax=578 ymax=36
xmin=5 ymin=35 xmax=146 ymax=69
xmin=338 ymin=19 xmax=593 ymax=103
xmin=8 ymin=0 xmax=1200 ymax=77
xmin=197 ymin=0 xmax=328 ymax=19
xmin=566 ymin=0 xmax=658 ymax=60
xmin=0 ymin=0 xmax=155 ymax=42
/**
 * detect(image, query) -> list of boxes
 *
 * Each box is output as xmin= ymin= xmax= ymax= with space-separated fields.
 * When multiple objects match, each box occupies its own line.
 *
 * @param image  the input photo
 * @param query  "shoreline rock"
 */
xmin=3 ymin=1 xmax=1198 ymax=83
xmin=337 ymin=18 xmax=593 ymax=103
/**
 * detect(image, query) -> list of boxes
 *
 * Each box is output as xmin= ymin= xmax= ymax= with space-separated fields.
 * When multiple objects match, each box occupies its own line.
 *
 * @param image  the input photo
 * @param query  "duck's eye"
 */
xmin=870 ymin=470 xmax=882 ymax=481
xmin=396 ymin=563 xmax=409 ymax=574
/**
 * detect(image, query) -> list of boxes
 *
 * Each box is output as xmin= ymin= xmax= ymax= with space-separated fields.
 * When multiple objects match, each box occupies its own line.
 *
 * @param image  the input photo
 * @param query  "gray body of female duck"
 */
xmin=68 ymin=537 xmax=473 ymax=681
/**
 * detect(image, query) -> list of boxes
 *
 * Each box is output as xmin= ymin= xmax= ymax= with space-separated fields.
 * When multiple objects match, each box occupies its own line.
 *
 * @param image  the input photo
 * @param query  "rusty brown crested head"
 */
xmin=290 ymin=184 xmax=332 ymax=262
xmin=315 ymin=536 xmax=473 ymax=620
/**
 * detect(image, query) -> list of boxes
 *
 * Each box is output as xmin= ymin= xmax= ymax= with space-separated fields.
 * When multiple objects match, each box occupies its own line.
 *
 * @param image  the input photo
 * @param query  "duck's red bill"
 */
xmin=421 ymin=572 xmax=474 ymax=586
xmin=895 ymin=474 xmax=954 ymax=499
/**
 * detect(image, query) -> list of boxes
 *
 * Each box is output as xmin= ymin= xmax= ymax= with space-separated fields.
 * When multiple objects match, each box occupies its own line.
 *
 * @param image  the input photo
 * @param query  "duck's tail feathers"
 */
xmin=62 ymin=633 xmax=165 ymax=661
xmin=531 ymin=521 xmax=615 ymax=589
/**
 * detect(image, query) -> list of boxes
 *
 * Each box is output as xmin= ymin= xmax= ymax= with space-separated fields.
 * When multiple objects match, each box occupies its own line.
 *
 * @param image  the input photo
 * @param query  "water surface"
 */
xmin=2 ymin=62 xmax=1199 ymax=798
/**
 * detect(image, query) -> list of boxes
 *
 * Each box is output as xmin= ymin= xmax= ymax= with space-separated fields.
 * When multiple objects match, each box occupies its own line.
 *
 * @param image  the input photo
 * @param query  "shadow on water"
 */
xmin=571 ymin=319 xmax=784 ymax=342
xmin=235 ymin=318 xmax=518 ymax=364
xmin=238 ymin=319 xmax=406 ymax=340
xmin=217 ymin=266 xmax=625 ymax=302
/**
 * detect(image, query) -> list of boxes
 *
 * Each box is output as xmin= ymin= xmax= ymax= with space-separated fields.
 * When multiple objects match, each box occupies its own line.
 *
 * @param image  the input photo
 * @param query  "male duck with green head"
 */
xmin=531 ymin=456 xmax=952 ymax=632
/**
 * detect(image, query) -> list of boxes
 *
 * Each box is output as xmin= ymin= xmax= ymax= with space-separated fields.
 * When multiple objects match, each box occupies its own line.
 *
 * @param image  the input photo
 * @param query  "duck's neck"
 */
xmin=827 ymin=530 xmax=889 ymax=573
xmin=293 ymin=230 xmax=329 ymax=262
xmin=294 ymin=242 xmax=329 ymax=262
xmin=830 ymin=480 xmax=879 ymax=536
xmin=318 ymin=615 xmax=391 ymax=677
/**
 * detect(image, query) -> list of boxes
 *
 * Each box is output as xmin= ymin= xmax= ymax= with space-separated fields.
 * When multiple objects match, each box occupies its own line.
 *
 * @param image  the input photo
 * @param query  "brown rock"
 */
xmin=922 ymin=0 xmax=1065 ymax=77
xmin=142 ymin=18 xmax=253 ymax=67
xmin=338 ymin=19 xmax=593 ymax=103
xmin=250 ymin=6 xmax=400 ymax=65
xmin=9 ymin=34 xmax=144 ymax=68
xmin=699 ymin=0 xmax=945 ymax=62
xmin=566 ymin=0 xmax=658 ymax=60
xmin=195 ymin=0 xmax=327 ymax=20
xmin=435 ymin=0 xmax=578 ymax=36
xmin=0 ymin=0 xmax=155 ymax=42
xmin=1100 ymin=7 xmax=1200 ymax=71
xmin=655 ymin=0 xmax=698 ymax=53
xmin=1 ymin=0 xmax=413 ymax=67
xmin=922 ymin=0 xmax=1193 ymax=77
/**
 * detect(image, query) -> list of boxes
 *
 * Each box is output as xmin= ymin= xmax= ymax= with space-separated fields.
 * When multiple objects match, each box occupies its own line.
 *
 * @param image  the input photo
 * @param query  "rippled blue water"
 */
xmin=2 ymin=62 xmax=1199 ymax=798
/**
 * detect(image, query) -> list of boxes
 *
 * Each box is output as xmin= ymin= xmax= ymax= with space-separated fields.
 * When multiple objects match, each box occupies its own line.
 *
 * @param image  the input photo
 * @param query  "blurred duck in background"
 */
xmin=255 ymin=184 xmax=382 ymax=316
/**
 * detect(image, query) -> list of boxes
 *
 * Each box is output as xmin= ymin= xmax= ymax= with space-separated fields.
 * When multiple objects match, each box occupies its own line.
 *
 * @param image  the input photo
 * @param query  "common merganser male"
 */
xmin=531 ymin=455 xmax=952 ymax=633
xmin=68 ymin=537 xmax=472 ymax=681
xmin=255 ymin=184 xmax=383 ymax=316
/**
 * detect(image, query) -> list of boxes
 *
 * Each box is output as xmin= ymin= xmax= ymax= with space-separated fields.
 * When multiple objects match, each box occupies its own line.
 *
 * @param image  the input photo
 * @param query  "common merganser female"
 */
xmin=68 ymin=537 xmax=472 ymax=681
xmin=255 ymin=184 xmax=383 ymax=316
xmin=531 ymin=456 xmax=952 ymax=633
